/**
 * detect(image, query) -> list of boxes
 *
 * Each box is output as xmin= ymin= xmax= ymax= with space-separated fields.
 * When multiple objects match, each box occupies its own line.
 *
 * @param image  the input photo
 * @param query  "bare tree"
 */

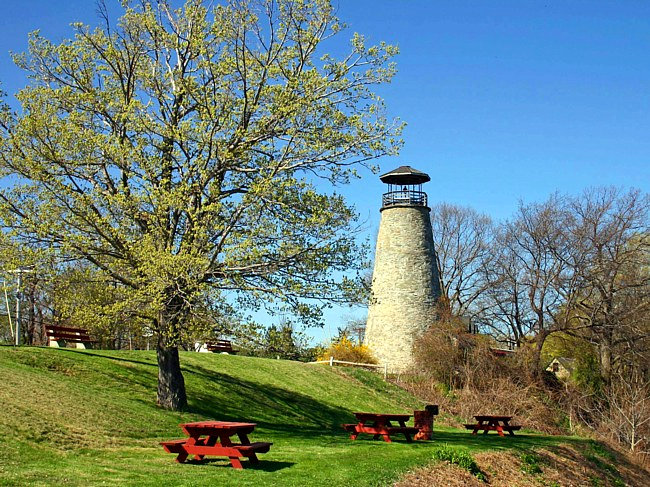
xmin=479 ymin=195 xmax=573 ymax=375
xmin=479 ymin=238 xmax=532 ymax=347
xmin=563 ymin=188 xmax=650 ymax=385
xmin=431 ymin=203 xmax=494 ymax=319
xmin=604 ymin=369 xmax=650 ymax=453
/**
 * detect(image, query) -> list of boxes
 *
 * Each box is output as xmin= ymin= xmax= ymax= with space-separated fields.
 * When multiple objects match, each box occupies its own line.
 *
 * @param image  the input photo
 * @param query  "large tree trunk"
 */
xmin=155 ymin=293 xmax=189 ymax=410
xmin=531 ymin=329 xmax=550 ymax=380
xmin=156 ymin=337 xmax=187 ymax=410
xmin=599 ymin=339 xmax=613 ymax=387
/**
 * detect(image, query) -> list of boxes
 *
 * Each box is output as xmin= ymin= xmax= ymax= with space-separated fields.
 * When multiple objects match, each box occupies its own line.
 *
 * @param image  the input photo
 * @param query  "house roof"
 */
xmin=548 ymin=357 xmax=577 ymax=372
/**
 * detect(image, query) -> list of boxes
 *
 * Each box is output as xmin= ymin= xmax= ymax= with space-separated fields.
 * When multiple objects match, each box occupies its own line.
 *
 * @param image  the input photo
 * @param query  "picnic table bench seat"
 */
xmin=386 ymin=426 xmax=419 ymax=435
xmin=351 ymin=425 xmax=419 ymax=435
xmin=46 ymin=325 xmax=96 ymax=349
xmin=161 ymin=438 xmax=272 ymax=457
xmin=463 ymin=424 xmax=521 ymax=431
xmin=160 ymin=439 xmax=188 ymax=454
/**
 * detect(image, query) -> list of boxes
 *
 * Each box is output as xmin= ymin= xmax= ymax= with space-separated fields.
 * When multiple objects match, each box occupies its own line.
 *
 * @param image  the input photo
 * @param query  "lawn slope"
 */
xmin=0 ymin=346 xmax=423 ymax=486
xmin=0 ymin=347 xmax=637 ymax=486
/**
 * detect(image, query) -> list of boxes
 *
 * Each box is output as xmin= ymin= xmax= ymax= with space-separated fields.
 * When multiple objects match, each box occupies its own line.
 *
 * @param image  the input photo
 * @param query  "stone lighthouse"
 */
xmin=364 ymin=166 xmax=441 ymax=372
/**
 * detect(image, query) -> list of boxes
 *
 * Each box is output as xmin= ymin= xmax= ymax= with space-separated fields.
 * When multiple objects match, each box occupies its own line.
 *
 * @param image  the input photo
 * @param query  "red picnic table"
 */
xmin=464 ymin=415 xmax=522 ymax=437
xmin=160 ymin=421 xmax=272 ymax=469
xmin=342 ymin=412 xmax=419 ymax=443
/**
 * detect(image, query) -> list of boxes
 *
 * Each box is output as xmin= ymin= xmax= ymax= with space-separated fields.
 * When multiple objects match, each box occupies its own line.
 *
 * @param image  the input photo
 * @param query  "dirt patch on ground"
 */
xmin=395 ymin=443 xmax=649 ymax=487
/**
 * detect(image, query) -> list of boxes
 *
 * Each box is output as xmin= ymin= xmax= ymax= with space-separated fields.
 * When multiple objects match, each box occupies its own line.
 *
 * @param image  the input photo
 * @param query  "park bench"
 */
xmin=206 ymin=339 xmax=238 ymax=354
xmin=46 ymin=324 xmax=96 ymax=349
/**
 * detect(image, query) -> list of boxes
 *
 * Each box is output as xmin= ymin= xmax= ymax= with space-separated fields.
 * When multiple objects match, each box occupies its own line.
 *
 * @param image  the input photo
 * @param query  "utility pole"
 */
xmin=8 ymin=267 xmax=34 ymax=346
xmin=3 ymin=281 xmax=13 ymax=340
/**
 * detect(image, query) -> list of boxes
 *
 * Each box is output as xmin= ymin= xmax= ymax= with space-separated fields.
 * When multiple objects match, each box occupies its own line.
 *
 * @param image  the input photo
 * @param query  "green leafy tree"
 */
xmin=0 ymin=0 xmax=402 ymax=409
xmin=262 ymin=321 xmax=309 ymax=360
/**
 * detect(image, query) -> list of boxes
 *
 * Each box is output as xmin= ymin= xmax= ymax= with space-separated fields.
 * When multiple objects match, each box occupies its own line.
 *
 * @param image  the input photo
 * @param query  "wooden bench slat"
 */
xmin=45 ymin=326 xmax=88 ymax=334
xmin=233 ymin=442 xmax=273 ymax=453
xmin=47 ymin=336 xmax=95 ymax=343
xmin=160 ymin=439 xmax=187 ymax=445
xmin=46 ymin=324 xmax=96 ymax=346
xmin=160 ymin=439 xmax=187 ymax=453
xmin=465 ymin=424 xmax=522 ymax=431
xmin=341 ymin=424 xmax=357 ymax=432
xmin=51 ymin=338 xmax=95 ymax=344
xmin=46 ymin=331 xmax=93 ymax=339
xmin=386 ymin=427 xmax=419 ymax=434
xmin=160 ymin=439 xmax=272 ymax=453
xmin=179 ymin=441 xmax=273 ymax=457
xmin=46 ymin=329 xmax=90 ymax=335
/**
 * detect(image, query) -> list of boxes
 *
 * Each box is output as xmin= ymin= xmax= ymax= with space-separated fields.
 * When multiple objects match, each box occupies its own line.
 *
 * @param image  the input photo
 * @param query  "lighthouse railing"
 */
xmin=382 ymin=190 xmax=427 ymax=208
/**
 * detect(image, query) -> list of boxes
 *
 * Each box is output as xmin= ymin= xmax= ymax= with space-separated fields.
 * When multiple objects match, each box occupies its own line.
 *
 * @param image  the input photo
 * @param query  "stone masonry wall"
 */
xmin=364 ymin=205 xmax=441 ymax=372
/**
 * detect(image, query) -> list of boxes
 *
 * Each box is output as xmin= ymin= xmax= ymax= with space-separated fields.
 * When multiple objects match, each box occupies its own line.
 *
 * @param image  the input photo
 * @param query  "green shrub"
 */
xmin=431 ymin=445 xmax=485 ymax=481
xmin=519 ymin=451 xmax=543 ymax=474
xmin=590 ymin=477 xmax=602 ymax=487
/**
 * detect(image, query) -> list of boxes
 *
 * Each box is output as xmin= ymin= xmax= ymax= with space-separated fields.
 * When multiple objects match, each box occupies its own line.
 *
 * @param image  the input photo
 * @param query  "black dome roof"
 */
xmin=379 ymin=165 xmax=430 ymax=184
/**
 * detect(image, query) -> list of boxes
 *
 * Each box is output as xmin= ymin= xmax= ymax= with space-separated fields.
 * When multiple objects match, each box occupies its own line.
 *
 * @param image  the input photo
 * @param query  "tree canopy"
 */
xmin=0 ymin=0 xmax=402 ymax=409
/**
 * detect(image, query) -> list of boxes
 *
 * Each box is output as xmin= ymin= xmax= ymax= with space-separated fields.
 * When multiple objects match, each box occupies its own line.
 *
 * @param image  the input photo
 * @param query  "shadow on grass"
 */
xmin=183 ymin=458 xmax=295 ymax=471
xmin=40 ymin=348 xmax=569 ymax=454
xmin=40 ymin=348 xmax=363 ymax=440
xmin=51 ymin=347 xmax=158 ymax=368
xmin=183 ymin=363 xmax=359 ymax=438
xmin=428 ymin=429 xmax=582 ymax=453
xmin=248 ymin=460 xmax=296 ymax=472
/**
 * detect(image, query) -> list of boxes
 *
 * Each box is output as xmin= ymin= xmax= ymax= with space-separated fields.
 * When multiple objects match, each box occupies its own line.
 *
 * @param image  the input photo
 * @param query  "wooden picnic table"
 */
xmin=342 ymin=412 xmax=419 ymax=443
xmin=464 ymin=415 xmax=521 ymax=437
xmin=160 ymin=421 xmax=272 ymax=469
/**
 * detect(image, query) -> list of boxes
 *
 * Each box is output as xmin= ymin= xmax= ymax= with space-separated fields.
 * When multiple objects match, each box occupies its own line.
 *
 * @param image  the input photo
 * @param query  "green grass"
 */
xmin=584 ymin=440 xmax=625 ymax=487
xmin=431 ymin=445 xmax=485 ymax=480
xmin=0 ymin=346 xmax=590 ymax=486
xmin=519 ymin=451 xmax=543 ymax=475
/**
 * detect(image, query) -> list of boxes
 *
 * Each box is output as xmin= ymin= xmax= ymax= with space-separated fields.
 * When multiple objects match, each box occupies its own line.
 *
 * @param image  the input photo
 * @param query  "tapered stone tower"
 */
xmin=364 ymin=166 xmax=441 ymax=372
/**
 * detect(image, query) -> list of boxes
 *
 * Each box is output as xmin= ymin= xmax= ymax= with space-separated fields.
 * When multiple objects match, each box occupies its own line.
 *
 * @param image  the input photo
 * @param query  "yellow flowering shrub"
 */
xmin=318 ymin=335 xmax=378 ymax=365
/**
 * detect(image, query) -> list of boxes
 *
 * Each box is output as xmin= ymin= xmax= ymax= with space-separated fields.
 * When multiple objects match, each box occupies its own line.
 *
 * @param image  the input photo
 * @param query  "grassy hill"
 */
xmin=0 ymin=347 xmax=643 ymax=486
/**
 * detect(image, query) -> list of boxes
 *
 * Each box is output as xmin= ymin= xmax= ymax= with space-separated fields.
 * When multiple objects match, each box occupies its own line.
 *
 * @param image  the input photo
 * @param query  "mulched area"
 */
xmin=394 ymin=444 xmax=649 ymax=487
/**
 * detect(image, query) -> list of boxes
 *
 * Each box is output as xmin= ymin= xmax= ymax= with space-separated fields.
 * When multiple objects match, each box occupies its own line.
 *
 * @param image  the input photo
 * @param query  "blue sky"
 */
xmin=1 ymin=1 xmax=649 ymax=343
